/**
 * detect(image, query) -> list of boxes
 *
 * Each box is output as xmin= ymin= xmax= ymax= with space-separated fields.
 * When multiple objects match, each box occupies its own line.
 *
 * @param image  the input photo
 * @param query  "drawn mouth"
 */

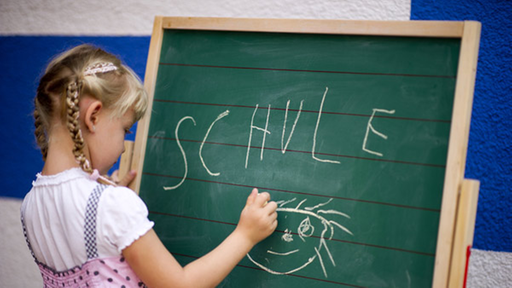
xmin=266 ymin=249 xmax=299 ymax=256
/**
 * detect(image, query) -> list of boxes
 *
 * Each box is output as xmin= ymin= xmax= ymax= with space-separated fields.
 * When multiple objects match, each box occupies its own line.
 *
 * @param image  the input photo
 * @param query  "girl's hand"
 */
xmin=235 ymin=188 xmax=278 ymax=246
xmin=110 ymin=169 xmax=137 ymax=187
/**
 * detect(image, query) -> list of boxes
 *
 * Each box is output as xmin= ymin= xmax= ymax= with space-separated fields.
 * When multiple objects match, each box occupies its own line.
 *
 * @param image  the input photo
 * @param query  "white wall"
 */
xmin=0 ymin=198 xmax=43 ymax=287
xmin=0 ymin=0 xmax=410 ymax=35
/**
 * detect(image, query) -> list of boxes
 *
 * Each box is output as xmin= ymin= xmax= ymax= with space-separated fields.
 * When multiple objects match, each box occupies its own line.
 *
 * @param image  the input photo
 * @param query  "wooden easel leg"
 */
xmin=448 ymin=179 xmax=480 ymax=288
xmin=119 ymin=140 xmax=135 ymax=182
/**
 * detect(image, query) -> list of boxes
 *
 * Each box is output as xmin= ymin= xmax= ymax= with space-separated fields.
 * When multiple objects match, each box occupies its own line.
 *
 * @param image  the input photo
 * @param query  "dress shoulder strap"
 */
xmin=20 ymin=211 xmax=37 ymax=262
xmin=84 ymin=184 xmax=108 ymax=260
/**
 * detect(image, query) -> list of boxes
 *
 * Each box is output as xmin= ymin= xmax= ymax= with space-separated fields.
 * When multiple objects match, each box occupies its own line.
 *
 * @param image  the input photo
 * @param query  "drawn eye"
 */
xmin=281 ymin=229 xmax=293 ymax=242
xmin=298 ymin=217 xmax=314 ymax=241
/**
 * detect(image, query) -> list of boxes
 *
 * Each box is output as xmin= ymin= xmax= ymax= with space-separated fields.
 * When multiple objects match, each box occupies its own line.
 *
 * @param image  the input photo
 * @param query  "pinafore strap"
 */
xmin=84 ymin=184 xmax=107 ymax=260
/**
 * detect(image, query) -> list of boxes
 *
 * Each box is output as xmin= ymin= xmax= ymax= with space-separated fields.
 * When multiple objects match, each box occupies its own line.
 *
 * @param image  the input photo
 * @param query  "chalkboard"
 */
xmin=130 ymin=18 xmax=480 ymax=288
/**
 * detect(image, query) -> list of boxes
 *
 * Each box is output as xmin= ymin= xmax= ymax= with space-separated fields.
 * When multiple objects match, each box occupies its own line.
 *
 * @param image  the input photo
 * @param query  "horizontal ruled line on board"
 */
xmin=160 ymin=62 xmax=456 ymax=79
xmin=153 ymin=99 xmax=451 ymax=124
xmin=143 ymin=172 xmax=441 ymax=213
xmin=150 ymin=210 xmax=436 ymax=258
xmin=149 ymin=135 xmax=446 ymax=169
xmin=170 ymin=252 xmax=368 ymax=288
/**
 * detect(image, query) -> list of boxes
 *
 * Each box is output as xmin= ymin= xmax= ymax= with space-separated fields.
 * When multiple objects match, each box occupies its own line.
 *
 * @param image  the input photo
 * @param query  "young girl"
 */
xmin=21 ymin=44 xmax=278 ymax=288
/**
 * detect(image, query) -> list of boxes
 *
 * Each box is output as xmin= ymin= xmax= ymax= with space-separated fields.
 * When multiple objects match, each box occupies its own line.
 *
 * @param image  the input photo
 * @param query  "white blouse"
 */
xmin=21 ymin=168 xmax=154 ymax=271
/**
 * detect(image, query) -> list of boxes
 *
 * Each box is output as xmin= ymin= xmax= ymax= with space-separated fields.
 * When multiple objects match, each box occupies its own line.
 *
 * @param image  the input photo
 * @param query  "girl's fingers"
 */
xmin=270 ymin=211 xmax=278 ymax=221
xmin=254 ymin=192 xmax=271 ymax=206
xmin=118 ymin=170 xmax=137 ymax=187
xmin=246 ymin=188 xmax=258 ymax=206
xmin=264 ymin=201 xmax=278 ymax=214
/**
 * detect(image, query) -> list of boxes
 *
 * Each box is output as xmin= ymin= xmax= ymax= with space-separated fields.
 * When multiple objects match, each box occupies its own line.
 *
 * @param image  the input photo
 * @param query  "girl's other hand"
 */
xmin=235 ymin=188 xmax=278 ymax=246
xmin=110 ymin=169 xmax=137 ymax=187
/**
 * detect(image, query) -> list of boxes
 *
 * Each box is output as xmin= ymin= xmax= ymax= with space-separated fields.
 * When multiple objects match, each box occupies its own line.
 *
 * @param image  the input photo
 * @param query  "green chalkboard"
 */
xmin=134 ymin=18 xmax=473 ymax=288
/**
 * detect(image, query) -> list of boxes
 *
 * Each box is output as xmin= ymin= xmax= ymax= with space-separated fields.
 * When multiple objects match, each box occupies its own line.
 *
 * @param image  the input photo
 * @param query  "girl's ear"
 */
xmin=83 ymin=100 xmax=103 ymax=133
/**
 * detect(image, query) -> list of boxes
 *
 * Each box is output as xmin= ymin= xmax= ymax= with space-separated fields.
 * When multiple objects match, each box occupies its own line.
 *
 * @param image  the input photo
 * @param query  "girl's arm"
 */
xmin=123 ymin=188 xmax=278 ymax=288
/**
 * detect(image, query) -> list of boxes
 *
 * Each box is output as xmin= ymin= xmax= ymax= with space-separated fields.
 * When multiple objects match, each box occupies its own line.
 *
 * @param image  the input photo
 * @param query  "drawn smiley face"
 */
xmin=246 ymin=198 xmax=352 ymax=278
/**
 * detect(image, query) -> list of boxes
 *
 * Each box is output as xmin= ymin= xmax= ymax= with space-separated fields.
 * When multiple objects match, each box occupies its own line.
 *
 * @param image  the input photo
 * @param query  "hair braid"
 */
xmin=65 ymin=80 xmax=92 ymax=173
xmin=33 ymin=98 xmax=48 ymax=160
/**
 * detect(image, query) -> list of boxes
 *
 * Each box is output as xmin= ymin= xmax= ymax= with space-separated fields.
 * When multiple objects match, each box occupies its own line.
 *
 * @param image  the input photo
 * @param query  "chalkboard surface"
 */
xmin=135 ymin=19 xmax=472 ymax=287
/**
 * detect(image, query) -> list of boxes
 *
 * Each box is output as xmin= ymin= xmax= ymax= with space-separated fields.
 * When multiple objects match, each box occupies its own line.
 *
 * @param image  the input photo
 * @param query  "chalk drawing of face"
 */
xmin=246 ymin=198 xmax=352 ymax=278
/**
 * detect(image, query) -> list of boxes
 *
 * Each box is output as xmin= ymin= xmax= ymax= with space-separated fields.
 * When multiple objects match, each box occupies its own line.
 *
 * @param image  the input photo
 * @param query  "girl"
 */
xmin=21 ymin=44 xmax=278 ymax=288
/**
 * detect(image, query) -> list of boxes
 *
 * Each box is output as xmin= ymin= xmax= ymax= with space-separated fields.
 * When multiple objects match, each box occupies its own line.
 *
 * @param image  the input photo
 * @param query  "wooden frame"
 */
xmin=119 ymin=17 xmax=481 ymax=287
xmin=449 ymin=179 xmax=480 ymax=287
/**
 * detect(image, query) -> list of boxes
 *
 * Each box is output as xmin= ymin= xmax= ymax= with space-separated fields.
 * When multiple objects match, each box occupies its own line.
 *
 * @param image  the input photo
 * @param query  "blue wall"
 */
xmin=411 ymin=0 xmax=512 ymax=252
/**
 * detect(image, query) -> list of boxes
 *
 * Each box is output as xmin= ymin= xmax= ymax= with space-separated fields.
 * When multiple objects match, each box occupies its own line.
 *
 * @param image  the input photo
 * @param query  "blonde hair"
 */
xmin=34 ymin=44 xmax=148 ymax=174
